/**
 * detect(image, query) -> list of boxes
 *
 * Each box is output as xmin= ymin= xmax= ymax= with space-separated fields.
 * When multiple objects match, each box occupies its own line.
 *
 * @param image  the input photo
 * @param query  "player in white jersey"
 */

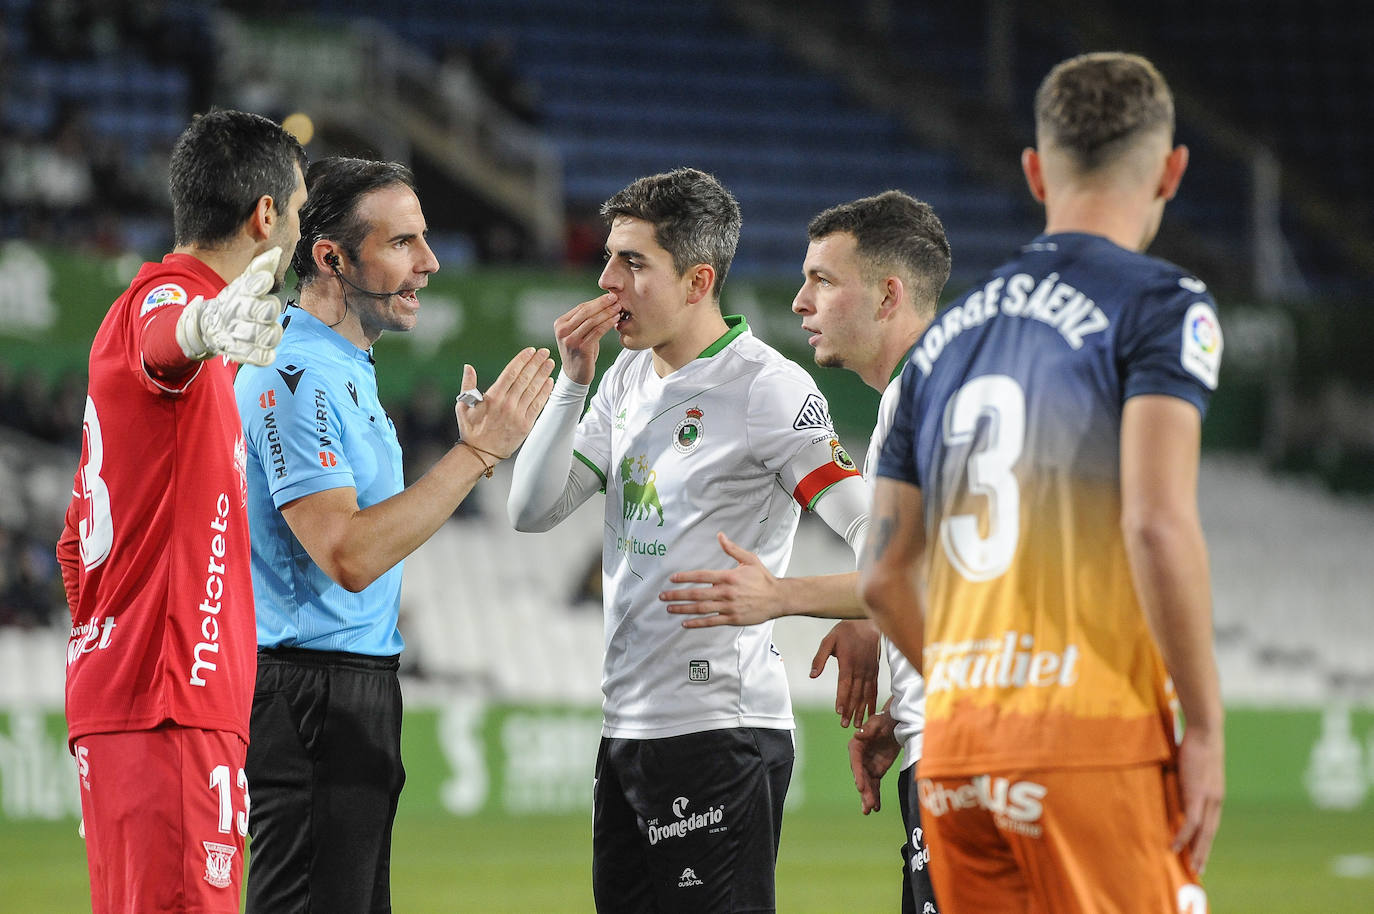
xmin=508 ymin=168 xmax=870 ymax=913
xmin=662 ymin=191 xmax=952 ymax=913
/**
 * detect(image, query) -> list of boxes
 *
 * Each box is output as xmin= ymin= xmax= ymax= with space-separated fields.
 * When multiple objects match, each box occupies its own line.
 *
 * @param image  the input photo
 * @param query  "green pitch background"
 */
xmin=2 ymin=707 xmax=1372 ymax=912
xmin=3 ymin=805 xmax=1371 ymax=912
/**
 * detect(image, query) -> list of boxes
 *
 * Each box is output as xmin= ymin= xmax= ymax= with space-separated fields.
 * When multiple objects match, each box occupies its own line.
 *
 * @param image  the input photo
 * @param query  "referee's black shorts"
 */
xmin=245 ymin=647 xmax=405 ymax=914
xmin=592 ymin=726 xmax=794 ymax=913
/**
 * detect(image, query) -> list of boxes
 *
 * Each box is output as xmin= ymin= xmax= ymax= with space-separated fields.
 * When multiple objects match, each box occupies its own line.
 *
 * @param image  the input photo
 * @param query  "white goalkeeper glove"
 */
xmin=175 ymin=246 xmax=286 ymax=367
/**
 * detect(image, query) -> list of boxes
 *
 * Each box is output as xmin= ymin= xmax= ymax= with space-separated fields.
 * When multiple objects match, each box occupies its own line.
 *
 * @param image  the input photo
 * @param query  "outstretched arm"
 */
xmin=1121 ymin=394 xmax=1224 ymax=873
xmin=662 ymin=473 xmax=870 ymax=622
xmin=660 ymin=533 xmax=879 ymax=726
xmin=662 ymin=475 xmax=876 ymax=722
xmin=282 ymin=347 xmax=554 ymax=592
xmin=662 ymin=533 xmax=865 ymax=624
xmin=142 ymin=247 xmax=288 ymax=387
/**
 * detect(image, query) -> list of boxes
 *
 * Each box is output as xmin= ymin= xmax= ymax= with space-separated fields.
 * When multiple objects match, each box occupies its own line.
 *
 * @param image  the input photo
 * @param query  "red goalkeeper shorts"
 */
xmin=75 ymin=726 xmax=248 ymax=914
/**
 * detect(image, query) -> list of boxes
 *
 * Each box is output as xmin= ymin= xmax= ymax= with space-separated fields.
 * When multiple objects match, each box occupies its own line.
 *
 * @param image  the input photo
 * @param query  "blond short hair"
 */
xmin=1034 ymin=52 xmax=1175 ymax=173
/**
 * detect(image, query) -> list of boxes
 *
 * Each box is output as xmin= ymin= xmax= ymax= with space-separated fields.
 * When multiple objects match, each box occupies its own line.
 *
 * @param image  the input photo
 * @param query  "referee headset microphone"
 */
xmin=324 ymin=250 xmax=406 ymax=300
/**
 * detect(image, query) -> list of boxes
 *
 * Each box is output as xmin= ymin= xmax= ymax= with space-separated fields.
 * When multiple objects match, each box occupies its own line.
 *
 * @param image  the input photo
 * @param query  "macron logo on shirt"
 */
xmin=276 ymin=365 xmax=305 ymax=395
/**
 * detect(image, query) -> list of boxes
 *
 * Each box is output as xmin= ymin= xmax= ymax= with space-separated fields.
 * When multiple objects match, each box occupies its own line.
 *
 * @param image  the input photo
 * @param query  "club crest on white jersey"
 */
xmin=673 ymin=407 xmax=704 ymax=454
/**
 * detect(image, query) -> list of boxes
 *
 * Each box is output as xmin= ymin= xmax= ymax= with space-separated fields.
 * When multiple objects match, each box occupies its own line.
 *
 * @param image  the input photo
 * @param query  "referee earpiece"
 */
xmin=324 ymin=251 xmax=340 ymax=269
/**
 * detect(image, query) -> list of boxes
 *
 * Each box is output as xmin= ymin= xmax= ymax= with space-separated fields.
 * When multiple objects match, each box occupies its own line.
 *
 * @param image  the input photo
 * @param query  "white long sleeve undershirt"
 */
xmin=507 ymin=373 xmax=604 ymax=532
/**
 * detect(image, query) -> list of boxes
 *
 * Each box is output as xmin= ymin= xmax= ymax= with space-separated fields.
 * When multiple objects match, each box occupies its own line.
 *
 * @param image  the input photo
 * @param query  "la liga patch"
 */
xmin=140 ymin=283 xmax=188 ymax=316
xmin=1180 ymin=302 xmax=1222 ymax=390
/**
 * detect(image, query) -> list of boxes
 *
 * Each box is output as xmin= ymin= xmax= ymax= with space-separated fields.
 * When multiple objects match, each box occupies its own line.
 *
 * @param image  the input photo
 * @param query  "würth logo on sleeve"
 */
xmin=313 ymin=388 xmax=334 ymax=453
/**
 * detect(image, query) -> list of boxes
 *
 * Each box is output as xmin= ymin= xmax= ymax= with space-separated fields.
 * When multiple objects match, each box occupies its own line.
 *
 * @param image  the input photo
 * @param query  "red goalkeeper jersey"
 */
xmin=58 ymin=253 xmax=257 ymax=747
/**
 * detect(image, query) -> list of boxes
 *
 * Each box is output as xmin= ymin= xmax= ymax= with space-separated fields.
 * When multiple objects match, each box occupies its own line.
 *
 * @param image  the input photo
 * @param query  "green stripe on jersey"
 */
xmin=573 ymin=449 xmax=607 ymax=491
xmin=697 ymin=315 xmax=748 ymax=358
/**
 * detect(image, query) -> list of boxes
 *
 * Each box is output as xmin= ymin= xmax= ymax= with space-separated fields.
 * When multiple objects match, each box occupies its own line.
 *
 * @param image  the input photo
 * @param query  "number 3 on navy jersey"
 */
xmin=77 ymin=396 xmax=114 ymax=570
xmin=939 ymin=375 xmax=1025 ymax=581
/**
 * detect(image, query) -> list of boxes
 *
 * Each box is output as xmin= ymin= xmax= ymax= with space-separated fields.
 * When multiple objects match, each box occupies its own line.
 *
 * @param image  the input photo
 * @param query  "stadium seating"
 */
xmin=7 ymin=453 xmax=1369 ymax=711
xmin=401 ymin=496 xmax=607 ymax=704
xmin=1201 ymin=455 xmax=1374 ymax=705
xmin=1118 ymin=0 xmax=1374 ymax=295
xmin=303 ymin=0 xmax=1041 ymax=284
xmin=388 ymin=457 xmax=1374 ymax=710
xmin=2 ymin=26 xmax=193 ymax=154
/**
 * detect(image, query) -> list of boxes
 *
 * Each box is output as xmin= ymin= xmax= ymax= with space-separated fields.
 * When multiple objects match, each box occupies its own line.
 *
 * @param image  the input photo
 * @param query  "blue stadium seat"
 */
xmin=297 ymin=0 xmax=1040 ymax=278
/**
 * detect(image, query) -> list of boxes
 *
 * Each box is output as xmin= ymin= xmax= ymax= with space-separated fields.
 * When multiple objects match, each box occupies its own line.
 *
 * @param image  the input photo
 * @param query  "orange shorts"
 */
xmin=916 ymin=763 xmax=1207 ymax=914
xmin=75 ymin=727 xmax=248 ymax=914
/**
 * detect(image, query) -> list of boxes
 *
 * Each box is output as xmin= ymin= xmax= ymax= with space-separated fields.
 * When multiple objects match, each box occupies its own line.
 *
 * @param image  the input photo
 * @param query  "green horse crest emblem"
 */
xmin=621 ymin=454 xmax=665 ymax=526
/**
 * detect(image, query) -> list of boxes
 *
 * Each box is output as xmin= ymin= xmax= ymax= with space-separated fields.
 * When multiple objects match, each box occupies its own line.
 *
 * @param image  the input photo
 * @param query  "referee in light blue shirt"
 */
xmin=244 ymin=305 xmax=407 ymax=658
xmin=234 ymin=156 xmax=555 ymax=914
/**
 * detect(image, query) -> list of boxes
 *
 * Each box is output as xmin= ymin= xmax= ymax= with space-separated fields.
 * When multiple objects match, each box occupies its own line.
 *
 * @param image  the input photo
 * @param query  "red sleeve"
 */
xmin=140 ymin=306 xmax=201 ymax=389
xmin=57 ymin=494 xmax=81 ymax=614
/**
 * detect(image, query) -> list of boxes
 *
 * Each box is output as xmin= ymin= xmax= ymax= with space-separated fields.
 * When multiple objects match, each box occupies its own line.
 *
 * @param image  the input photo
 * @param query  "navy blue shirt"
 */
xmin=876 ymin=232 xmax=1222 ymax=774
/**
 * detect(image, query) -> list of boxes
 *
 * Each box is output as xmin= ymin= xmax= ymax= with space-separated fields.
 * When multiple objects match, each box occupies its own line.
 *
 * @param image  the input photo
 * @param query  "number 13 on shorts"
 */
xmin=209 ymin=764 xmax=250 ymax=836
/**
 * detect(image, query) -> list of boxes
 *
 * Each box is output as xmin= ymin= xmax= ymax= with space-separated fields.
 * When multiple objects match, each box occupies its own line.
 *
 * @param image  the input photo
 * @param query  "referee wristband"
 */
xmin=458 ymin=440 xmax=499 ymax=478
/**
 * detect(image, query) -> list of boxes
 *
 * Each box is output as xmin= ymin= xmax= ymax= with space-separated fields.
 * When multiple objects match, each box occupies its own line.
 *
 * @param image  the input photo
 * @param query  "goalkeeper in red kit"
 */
xmin=56 ymin=109 xmax=307 ymax=914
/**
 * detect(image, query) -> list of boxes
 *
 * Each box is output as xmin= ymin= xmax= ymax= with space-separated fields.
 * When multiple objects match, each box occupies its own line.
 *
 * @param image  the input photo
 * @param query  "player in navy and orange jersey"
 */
xmin=55 ymin=109 xmax=306 ymax=914
xmin=863 ymin=53 xmax=1225 ymax=913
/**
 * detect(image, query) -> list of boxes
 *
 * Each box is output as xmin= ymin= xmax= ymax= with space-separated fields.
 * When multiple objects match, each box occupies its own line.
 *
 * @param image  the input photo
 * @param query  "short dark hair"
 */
xmin=168 ymin=109 xmax=307 ymax=247
xmin=808 ymin=190 xmax=951 ymax=316
xmin=1034 ymin=52 xmax=1175 ymax=172
xmin=601 ymin=168 xmax=740 ymax=299
xmin=291 ymin=157 xmax=418 ymax=289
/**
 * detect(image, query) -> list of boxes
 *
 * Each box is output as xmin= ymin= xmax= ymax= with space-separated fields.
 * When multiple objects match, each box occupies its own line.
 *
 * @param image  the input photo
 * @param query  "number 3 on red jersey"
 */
xmin=77 ymin=396 xmax=114 ymax=570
